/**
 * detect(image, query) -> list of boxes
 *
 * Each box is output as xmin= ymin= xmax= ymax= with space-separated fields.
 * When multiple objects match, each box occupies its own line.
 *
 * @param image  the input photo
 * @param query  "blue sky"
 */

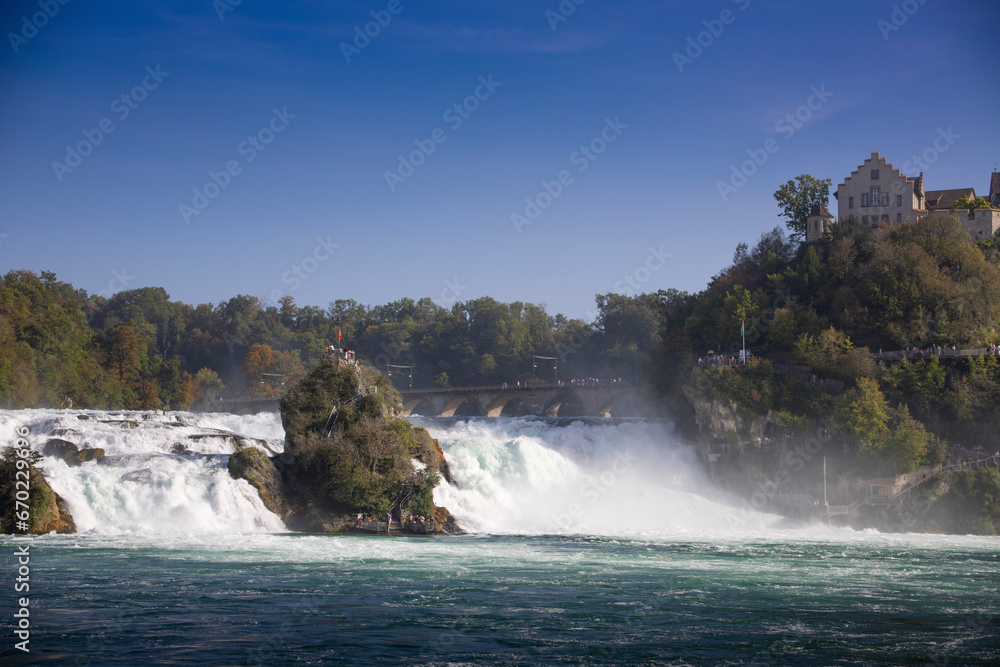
xmin=2 ymin=0 xmax=999 ymax=320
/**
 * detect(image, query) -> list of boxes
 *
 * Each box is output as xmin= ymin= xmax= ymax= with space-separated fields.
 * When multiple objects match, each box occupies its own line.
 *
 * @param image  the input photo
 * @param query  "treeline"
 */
xmin=649 ymin=214 xmax=1000 ymax=472
xmin=0 ymin=269 xmax=662 ymax=410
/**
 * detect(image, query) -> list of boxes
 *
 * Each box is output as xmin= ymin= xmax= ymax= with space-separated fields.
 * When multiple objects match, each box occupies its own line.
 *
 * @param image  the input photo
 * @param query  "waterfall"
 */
xmin=0 ymin=409 xmax=287 ymax=534
xmin=416 ymin=416 xmax=782 ymax=537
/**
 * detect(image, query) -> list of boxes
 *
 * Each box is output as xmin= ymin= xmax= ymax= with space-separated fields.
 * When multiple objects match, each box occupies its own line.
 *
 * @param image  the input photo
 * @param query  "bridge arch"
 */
xmin=485 ymin=395 xmax=530 ymax=417
xmin=404 ymin=399 xmax=437 ymax=417
xmin=440 ymin=396 xmax=482 ymax=417
xmin=596 ymin=392 xmax=644 ymax=418
xmin=542 ymin=389 xmax=586 ymax=417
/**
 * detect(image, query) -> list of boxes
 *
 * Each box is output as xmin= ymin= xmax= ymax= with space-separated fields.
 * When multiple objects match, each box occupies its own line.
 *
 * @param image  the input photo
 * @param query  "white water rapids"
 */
xmin=0 ymin=410 xmax=784 ymax=537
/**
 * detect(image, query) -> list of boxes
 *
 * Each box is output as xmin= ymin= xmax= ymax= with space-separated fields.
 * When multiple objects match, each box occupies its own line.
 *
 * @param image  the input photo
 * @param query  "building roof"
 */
xmin=837 ymin=151 xmax=920 ymax=194
xmin=925 ymin=188 xmax=975 ymax=210
xmin=990 ymin=172 xmax=1000 ymax=204
xmin=808 ymin=203 xmax=832 ymax=218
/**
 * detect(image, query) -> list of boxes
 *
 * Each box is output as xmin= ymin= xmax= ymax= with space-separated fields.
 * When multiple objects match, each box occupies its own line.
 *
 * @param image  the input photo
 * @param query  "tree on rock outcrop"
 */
xmin=278 ymin=357 xmax=454 ymax=531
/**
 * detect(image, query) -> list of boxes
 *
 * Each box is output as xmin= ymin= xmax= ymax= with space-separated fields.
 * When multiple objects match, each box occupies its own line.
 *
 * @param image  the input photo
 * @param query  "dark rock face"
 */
xmin=44 ymin=438 xmax=79 ymax=460
xmin=71 ymin=448 xmax=106 ymax=466
xmin=413 ymin=427 xmax=454 ymax=486
xmin=275 ymin=357 xmax=458 ymax=533
xmin=227 ymin=448 xmax=289 ymax=519
xmin=28 ymin=470 xmax=76 ymax=534
xmin=45 ymin=440 xmax=105 ymax=466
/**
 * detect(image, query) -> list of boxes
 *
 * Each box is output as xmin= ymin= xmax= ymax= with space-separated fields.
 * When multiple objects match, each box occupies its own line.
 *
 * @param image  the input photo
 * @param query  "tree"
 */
xmin=106 ymin=287 xmax=182 ymax=358
xmin=952 ymin=196 xmax=991 ymax=214
xmin=107 ymin=324 xmax=144 ymax=384
xmin=193 ymin=368 xmax=225 ymax=409
xmin=774 ymin=174 xmax=832 ymax=242
xmin=838 ymin=377 xmax=890 ymax=449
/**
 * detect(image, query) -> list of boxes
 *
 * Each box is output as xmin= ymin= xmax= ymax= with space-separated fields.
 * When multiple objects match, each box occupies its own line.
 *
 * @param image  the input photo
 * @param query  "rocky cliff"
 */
xmin=230 ymin=356 xmax=458 ymax=533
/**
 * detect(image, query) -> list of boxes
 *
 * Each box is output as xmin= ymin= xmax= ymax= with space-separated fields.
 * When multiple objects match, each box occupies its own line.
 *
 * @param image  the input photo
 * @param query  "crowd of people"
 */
xmin=697 ymin=354 xmax=746 ymax=368
xmin=403 ymin=514 xmax=431 ymax=527
xmin=326 ymin=346 xmax=356 ymax=362
xmin=355 ymin=512 xmax=391 ymax=530
xmin=354 ymin=512 xmax=435 ymax=531
xmin=498 ymin=377 xmax=637 ymax=390
xmin=875 ymin=344 xmax=1000 ymax=359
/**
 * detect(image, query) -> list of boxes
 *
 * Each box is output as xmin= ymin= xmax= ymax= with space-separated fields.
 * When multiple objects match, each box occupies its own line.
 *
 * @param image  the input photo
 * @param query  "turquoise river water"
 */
xmin=1 ymin=410 xmax=997 ymax=665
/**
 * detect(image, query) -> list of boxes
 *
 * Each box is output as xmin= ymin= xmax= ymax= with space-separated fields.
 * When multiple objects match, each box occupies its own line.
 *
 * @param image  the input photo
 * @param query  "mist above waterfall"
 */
xmin=2 ymin=409 xmax=785 ymax=538
xmin=414 ymin=416 xmax=783 ymax=537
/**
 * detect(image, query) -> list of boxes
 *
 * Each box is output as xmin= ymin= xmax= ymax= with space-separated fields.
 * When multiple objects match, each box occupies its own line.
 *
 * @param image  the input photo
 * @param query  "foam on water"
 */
xmin=6 ymin=409 xmax=990 ymax=543
xmin=415 ymin=416 xmax=787 ymax=538
xmin=0 ymin=409 xmax=287 ymax=534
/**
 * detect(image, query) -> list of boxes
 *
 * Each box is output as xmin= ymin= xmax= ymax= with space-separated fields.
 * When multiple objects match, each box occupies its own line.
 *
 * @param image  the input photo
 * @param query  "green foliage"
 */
xmin=878 ymin=357 xmax=946 ymax=416
xmin=650 ymin=211 xmax=1000 ymax=460
xmin=837 ymin=378 xmax=890 ymax=449
xmin=0 ymin=446 xmax=75 ymax=534
xmin=0 ymin=269 xmax=663 ymax=409
xmin=952 ymin=195 xmax=991 ymax=213
xmin=884 ymin=404 xmax=933 ymax=473
xmin=929 ymin=468 xmax=1000 ymax=535
xmin=773 ymin=174 xmax=832 ymax=241
xmin=794 ymin=327 xmax=874 ymax=382
xmin=280 ymin=359 xmax=436 ymax=518
xmin=699 ymin=359 xmax=834 ymax=421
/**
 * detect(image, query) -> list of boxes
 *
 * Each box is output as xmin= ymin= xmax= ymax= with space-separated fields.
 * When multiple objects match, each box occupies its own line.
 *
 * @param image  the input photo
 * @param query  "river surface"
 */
xmin=1 ymin=410 xmax=997 ymax=665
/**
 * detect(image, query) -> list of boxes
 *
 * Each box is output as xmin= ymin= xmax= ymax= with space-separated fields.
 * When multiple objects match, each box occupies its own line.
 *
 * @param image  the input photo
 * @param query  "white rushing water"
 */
xmin=0 ymin=409 xmax=287 ymax=534
xmin=417 ymin=416 xmax=786 ymax=537
xmin=2 ymin=410 xmax=787 ymax=538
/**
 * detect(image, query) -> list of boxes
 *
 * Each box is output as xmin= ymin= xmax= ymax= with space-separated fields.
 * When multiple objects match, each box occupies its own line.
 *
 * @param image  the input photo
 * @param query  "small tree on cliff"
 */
xmin=774 ymin=174 xmax=832 ymax=242
xmin=952 ymin=195 xmax=991 ymax=215
xmin=838 ymin=377 xmax=890 ymax=450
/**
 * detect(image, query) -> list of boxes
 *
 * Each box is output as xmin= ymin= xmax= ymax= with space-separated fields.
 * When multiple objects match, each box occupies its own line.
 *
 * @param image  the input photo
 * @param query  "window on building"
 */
xmin=870 ymin=186 xmax=881 ymax=206
xmin=881 ymin=214 xmax=889 ymax=223
xmin=862 ymin=216 xmax=869 ymax=224
xmin=896 ymin=213 xmax=902 ymax=223
xmin=849 ymin=196 xmax=854 ymax=209
xmin=861 ymin=194 xmax=869 ymax=207
xmin=896 ymin=194 xmax=902 ymax=207
xmin=871 ymin=169 xmax=879 ymax=180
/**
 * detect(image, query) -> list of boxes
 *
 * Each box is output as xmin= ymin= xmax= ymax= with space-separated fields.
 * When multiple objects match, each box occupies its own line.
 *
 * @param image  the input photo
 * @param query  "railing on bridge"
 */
xmin=399 ymin=380 xmax=637 ymax=394
xmin=401 ymin=383 xmax=559 ymax=394
xmin=874 ymin=348 xmax=1000 ymax=361
xmin=829 ymin=454 xmax=999 ymax=515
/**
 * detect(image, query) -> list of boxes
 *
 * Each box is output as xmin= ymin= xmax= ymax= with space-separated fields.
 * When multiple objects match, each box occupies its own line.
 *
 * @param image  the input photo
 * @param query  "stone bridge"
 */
xmin=398 ymin=383 xmax=647 ymax=418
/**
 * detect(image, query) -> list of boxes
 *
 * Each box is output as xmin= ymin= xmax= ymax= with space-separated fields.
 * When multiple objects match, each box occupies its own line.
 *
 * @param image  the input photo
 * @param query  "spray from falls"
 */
xmin=416 ymin=416 xmax=783 ymax=537
xmin=2 ymin=409 xmax=782 ymax=538
xmin=0 ymin=410 xmax=287 ymax=534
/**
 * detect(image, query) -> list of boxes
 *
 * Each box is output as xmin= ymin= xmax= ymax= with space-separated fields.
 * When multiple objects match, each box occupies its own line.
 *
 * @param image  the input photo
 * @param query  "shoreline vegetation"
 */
xmin=4 ymin=199 xmax=1000 ymax=534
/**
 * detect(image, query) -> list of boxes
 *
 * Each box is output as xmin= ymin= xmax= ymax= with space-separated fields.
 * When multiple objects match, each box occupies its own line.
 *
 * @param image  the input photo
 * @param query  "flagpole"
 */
xmin=823 ymin=456 xmax=828 ymax=507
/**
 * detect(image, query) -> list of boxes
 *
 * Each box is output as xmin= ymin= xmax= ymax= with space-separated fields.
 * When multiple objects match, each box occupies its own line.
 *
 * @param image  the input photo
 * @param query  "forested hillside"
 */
xmin=650 ymin=214 xmax=1000 ymax=471
xmin=0 ymin=270 xmax=661 ymax=410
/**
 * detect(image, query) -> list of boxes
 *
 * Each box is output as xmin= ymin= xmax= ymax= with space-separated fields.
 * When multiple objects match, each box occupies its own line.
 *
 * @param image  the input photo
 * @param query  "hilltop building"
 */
xmin=806 ymin=152 xmax=1000 ymax=242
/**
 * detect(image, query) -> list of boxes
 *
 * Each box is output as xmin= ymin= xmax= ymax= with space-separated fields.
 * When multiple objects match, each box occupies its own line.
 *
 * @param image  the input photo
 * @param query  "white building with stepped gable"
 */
xmin=806 ymin=152 xmax=1000 ymax=242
